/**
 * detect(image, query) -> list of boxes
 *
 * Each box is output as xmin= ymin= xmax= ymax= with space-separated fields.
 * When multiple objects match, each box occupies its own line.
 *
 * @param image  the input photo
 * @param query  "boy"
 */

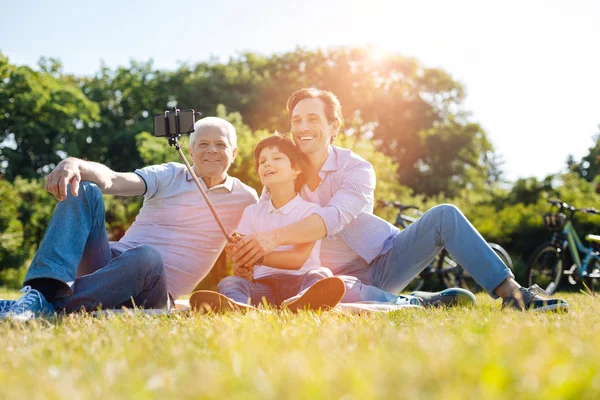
xmin=190 ymin=134 xmax=345 ymax=312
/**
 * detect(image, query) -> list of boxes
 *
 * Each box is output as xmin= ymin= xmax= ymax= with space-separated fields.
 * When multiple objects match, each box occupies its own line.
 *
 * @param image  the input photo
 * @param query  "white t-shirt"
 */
xmin=111 ymin=162 xmax=258 ymax=298
xmin=236 ymin=194 xmax=322 ymax=279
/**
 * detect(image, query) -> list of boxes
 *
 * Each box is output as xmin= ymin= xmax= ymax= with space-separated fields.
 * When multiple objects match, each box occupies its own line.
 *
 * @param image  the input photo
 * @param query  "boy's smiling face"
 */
xmin=257 ymin=146 xmax=300 ymax=189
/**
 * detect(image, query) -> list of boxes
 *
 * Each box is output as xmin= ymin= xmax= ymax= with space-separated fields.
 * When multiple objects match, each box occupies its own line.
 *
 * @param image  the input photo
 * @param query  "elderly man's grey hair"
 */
xmin=189 ymin=117 xmax=237 ymax=149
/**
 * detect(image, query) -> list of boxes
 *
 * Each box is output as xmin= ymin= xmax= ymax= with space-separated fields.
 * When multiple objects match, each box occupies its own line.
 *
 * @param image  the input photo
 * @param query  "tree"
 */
xmin=0 ymin=53 xmax=100 ymax=181
xmin=0 ymin=178 xmax=23 ymax=267
xmin=569 ymin=130 xmax=600 ymax=183
xmin=171 ymin=47 xmax=498 ymax=197
xmin=75 ymin=60 xmax=173 ymax=172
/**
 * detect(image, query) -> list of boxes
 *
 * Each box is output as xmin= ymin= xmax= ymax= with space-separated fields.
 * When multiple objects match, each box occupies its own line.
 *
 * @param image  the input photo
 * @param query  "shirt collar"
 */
xmin=268 ymin=194 xmax=303 ymax=215
xmin=185 ymin=171 xmax=234 ymax=192
xmin=321 ymin=146 xmax=339 ymax=172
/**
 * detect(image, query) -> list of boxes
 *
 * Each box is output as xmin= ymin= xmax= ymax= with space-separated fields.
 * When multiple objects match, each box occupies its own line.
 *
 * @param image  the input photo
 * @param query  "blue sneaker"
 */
xmin=1 ymin=286 xmax=55 ymax=321
xmin=410 ymin=288 xmax=477 ymax=308
xmin=0 ymin=299 xmax=16 ymax=314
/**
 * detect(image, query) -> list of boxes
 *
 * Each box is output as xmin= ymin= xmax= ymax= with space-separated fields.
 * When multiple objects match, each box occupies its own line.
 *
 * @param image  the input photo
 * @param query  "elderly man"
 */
xmin=0 ymin=117 xmax=258 ymax=321
xmin=231 ymin=88 xmax=569 ymax=312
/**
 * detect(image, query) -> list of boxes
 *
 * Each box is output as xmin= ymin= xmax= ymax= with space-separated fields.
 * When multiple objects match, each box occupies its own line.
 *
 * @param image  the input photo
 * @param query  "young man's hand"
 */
xmin=232 ymin=232 xmax=278 ymax=268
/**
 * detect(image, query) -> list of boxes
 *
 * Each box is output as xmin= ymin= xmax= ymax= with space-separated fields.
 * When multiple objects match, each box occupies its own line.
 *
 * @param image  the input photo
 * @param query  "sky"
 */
xmin=1 ymin=0 xmax=599 ymax=182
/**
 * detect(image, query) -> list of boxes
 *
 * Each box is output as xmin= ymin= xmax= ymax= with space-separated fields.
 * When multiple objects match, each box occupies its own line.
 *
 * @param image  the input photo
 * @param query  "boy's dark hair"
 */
xmin=254 ymin=133 xmax=313 ymax=193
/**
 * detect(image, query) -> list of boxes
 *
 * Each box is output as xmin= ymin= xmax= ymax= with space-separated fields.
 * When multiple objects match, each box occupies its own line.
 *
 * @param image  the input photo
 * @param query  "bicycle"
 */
xmin=527 ymin=199 xmax=600 ymax=294
xmin=378 ymin=200 xmax=513 ymax=292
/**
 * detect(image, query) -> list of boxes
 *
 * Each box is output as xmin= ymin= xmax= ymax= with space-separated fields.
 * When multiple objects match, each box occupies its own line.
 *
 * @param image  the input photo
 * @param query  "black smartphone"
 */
xmin=153 ymin=109 xmax=196 ymax=137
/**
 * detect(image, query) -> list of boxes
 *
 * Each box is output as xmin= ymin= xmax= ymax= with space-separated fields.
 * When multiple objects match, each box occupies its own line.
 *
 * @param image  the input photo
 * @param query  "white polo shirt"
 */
xmin=111 ymin=162 xmax=258 ymax=298
xmin=236 ymin=194 xmax=322 ymax=279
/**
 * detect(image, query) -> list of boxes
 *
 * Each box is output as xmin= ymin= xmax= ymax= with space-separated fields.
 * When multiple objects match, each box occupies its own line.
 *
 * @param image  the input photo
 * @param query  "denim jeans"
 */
xmin=24 ymin=181 xmax=169 ymax=312
xmin=217 ymin=267 xmax=333 ymax=306
xmin=335 ymin=204 xmax=514 ymax=302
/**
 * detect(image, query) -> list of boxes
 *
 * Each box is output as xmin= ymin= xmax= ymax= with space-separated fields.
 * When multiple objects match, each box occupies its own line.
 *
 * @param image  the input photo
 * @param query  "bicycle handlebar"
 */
xmin=547 ymin=199 xmax=599 ymax=215
xmin=377 ymin=200 xmax=421 ymax=212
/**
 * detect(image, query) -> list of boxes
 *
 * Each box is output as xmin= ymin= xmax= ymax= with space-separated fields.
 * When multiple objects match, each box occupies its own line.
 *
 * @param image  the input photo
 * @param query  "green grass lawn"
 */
xmin=1 ymin=290 xmax=599 ymax=400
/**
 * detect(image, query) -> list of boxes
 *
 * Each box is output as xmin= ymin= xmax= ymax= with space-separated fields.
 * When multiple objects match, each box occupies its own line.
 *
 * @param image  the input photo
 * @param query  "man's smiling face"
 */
xmin=189 ymin=126 xmax=237 ymax=180
xmin=291 ymin=97 xmax=338 ymax=156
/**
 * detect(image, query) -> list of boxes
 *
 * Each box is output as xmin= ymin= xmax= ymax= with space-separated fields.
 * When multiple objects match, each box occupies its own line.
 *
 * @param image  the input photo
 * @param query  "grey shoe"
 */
xmin=1 ymin=286 xmax=55 ymax=322
xmin=410 ymin=288 xmax=477 ymax=308
xmin=395 ymin=295 xmax=423 ymax=306
xmin=502 ymin=284 xmax=569 ymax=312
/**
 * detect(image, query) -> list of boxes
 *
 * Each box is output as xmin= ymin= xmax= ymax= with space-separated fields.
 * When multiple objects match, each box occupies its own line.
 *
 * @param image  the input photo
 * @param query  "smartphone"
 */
xmin=153 ymin=109 xmax=196 ymax=137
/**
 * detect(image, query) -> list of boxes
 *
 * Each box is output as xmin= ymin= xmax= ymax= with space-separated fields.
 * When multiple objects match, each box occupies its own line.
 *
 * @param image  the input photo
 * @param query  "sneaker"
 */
xmin=1 ymin=286 xmax=55 ymax=322
xmin=189 ymin=290 xmax=256 ymax=313
xmin=502 ymin=284 xmax=569 ymax=312
xmin=283 ymin=277 xmax=346 ymax=312
xmin=395 ymin=295 xmax=422 ymax=306
xmin=0 ymin=299 xmax=16 ymax=314
xmin=410 ymin=287 xmax=477 ymax=308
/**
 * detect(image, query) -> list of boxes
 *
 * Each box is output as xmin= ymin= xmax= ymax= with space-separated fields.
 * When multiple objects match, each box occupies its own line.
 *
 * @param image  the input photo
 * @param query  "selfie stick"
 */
xmin=163 ymin=109 xmax=233 ymax=243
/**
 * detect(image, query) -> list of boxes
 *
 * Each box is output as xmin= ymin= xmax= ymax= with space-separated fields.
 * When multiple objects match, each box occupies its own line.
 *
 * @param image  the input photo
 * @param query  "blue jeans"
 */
xmin=336 ymin=204 xmax=514 ymax=302
xmin=24 ymin=181 xmax=169 ymax=312
xmin=218 ymin=267 xmax=333 ymax=306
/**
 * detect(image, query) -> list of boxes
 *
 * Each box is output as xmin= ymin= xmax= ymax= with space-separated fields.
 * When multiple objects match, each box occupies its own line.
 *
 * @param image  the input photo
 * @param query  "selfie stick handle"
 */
xmin=173 ymin=143 xmax=233 ymax=243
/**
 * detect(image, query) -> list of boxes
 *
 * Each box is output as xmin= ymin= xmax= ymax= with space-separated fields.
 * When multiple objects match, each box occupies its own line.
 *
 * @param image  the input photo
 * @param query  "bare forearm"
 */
xmin=262 ymin=243 xmax=315 ymax=270
xmin=271 ymin=214 xmax=327 ymax=247
xmin=51 ymin=158 xmax=144 ymax=197
xmin=68 ymin=158 xmax=118 ymax=190
xmin=231 ymin=215 xmax=327 ymax=269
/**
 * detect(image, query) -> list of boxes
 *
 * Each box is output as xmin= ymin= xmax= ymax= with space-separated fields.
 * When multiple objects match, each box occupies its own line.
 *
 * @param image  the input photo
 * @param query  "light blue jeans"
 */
xmin=218 ymin=267 xmax=333 ymax=306
xmin=336 ymin=204 xmax=514 ymax=302
xmin=24 ymin=181 xmax=169 ymax=312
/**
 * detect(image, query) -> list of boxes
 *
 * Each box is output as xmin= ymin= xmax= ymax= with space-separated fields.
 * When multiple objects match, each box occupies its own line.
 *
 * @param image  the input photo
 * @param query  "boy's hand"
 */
xmin=232 ymin=232 xmax=278 ymax=268
xmin=233 ymin=264 xmax=254 ymax=281
xmin=225 ymin=232 xmax=244 ymax=261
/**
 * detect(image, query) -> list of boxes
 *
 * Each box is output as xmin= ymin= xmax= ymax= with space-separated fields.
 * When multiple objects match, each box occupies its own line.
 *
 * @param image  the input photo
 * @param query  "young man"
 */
xmin=0 ymin=117 xmax=258 ymax=321
xmin=190 ymin=134 xmax=346 ymax=312
xmin=231 ymin=88 xmax=569 ymax=312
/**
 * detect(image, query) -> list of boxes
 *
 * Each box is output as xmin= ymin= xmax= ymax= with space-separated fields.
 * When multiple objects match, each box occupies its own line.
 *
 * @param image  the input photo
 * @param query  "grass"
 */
xmin=1 ymin=290 xmax=599 ymax=399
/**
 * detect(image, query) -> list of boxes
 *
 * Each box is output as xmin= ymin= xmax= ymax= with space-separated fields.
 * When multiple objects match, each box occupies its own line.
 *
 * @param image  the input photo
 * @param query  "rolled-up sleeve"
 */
xmin=313 ymin=159 xmax=375 ymax=237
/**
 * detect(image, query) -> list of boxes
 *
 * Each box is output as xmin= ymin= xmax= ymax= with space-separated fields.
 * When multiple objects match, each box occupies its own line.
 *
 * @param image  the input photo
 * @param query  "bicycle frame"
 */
xmin=551 ymin=213 xmax=599 ymax=280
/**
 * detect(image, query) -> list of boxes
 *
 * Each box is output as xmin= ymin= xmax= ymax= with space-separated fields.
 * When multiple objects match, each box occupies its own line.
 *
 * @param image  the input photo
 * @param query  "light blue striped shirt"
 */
xmin=303 ymin=146 xmax=400 ymax=264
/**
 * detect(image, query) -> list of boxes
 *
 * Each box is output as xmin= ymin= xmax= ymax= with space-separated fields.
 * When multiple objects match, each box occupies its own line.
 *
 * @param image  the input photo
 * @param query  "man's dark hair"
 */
xmin=286 ymin=88 xmax=343 ymax=127
xmin=254 ymin=133 xmax=313 ymax=192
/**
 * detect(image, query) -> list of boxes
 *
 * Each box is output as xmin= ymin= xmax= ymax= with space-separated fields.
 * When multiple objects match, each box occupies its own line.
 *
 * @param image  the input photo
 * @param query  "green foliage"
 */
xmin=136 ymin=131 xmax=183 ymax=166
xmin=0 ymin=52 xmax=100 ymax=181
xmin=0 ymin=179 xmax=23 ymax=265
xmin=171 ymin=47 xmax=497 ymax=198
xmin=103 ymin=195 xmax=143 ymax=240
xmin=569 ymin=131 xmax=600 ymax=183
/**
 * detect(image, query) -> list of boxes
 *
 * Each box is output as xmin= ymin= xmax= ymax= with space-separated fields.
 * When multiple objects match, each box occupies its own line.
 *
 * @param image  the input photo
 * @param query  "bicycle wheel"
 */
xmin=439 ymin=255 xmax=460 ymax=289
xmin=583 ymin=259 xmax=600 ymax=293
xmin=457 ymin=244 xmax=513 ymax=293
xmin=527 ymin=242 xmax=563 ymax=294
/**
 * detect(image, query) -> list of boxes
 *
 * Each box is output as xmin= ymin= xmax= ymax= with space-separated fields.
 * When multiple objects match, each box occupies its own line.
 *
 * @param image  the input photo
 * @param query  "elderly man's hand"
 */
xmin=45 ymin=158 xmax=82 ymax=201
xmin=232 ymin=232 xmax=278 ymax=268
xmin=233 ymin=263 xmax=254 ymax=281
